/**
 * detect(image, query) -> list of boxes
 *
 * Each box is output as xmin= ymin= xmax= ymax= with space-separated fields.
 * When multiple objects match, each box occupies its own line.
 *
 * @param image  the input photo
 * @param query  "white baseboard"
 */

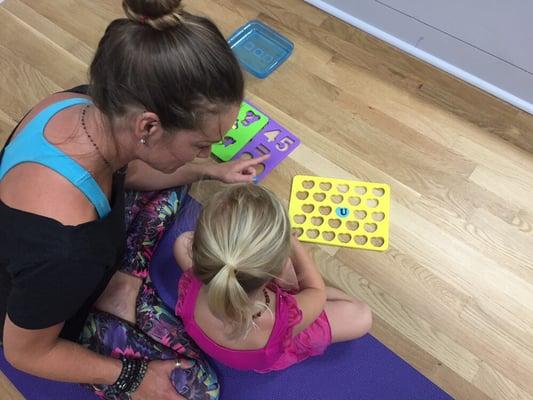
xmin=306 ymin=0 xmax=533 ymax=115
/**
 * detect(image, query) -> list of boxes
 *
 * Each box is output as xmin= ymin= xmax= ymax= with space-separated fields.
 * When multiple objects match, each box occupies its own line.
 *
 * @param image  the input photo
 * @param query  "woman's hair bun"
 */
xmin=122 ymin=0 xmax=184 ymax=30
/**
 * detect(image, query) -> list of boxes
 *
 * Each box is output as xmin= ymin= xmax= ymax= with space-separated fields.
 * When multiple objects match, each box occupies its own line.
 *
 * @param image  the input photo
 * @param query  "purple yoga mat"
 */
xmin=0 ymin=350 xmax=96 ymax=400
xmin=150 ymin=196 xmax=452 ymax=400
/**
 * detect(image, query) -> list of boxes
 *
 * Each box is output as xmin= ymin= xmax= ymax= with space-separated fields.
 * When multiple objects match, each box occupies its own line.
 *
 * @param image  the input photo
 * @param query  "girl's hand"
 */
xmin=210 ymin=154 xmax=269 ymax=184
xmin=132 ymin=360 xmax=187 ymax=400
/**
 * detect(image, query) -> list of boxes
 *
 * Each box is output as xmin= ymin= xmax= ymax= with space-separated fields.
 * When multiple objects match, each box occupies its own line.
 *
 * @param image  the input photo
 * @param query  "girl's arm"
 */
xmin=273 ymin=258 xmax=300 ymax=291
xmin=290 ymin=236 xmax=327 ymax=336
xmin=173 ymin=231 xmax=195 ymax=271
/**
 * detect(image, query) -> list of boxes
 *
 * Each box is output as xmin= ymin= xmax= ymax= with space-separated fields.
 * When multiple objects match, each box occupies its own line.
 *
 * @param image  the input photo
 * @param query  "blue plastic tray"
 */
xmin=228 ymin=20 xmax=294 ymax=79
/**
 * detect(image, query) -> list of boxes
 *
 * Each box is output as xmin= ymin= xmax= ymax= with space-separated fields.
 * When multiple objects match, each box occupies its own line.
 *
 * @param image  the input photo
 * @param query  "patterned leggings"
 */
xmin=79 ymin=188 xmax=219 ymax=400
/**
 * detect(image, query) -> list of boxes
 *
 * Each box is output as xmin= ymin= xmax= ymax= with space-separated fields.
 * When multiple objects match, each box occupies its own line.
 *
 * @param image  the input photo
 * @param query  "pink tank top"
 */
xmin=175 ymin=270 xmax=332 ymax=373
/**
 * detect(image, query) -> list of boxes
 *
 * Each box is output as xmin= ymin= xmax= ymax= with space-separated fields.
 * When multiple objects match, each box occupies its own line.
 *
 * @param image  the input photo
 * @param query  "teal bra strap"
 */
xmin=0 ymin=98 xmax=112 ymax=218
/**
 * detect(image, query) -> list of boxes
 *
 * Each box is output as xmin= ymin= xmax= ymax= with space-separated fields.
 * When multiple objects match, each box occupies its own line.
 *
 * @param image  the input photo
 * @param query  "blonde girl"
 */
xmin=174 ymin=184 xmax=372 ymax=372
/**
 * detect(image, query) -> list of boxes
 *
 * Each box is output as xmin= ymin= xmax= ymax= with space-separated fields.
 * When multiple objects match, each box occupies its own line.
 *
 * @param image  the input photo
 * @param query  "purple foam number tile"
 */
xmin=233 ymin=119 xmax=300 ymax=182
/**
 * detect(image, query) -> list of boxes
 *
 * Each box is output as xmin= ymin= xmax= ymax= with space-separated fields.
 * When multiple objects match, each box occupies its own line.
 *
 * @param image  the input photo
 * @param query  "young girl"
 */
xmin=173 ymin=184 xmax=372 ymax=372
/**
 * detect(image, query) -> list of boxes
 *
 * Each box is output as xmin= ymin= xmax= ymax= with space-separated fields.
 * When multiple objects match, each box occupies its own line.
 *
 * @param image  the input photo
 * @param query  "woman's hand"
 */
xmin=209 ymin=154 xmax=269 ymax=184
xmin=132 ymin=360 xmax=187 ymax=400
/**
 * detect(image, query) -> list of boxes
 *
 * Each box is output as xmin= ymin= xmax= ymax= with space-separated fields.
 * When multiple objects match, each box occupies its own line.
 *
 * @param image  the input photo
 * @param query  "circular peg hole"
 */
xmin=239 ymin=152 xmax=253 ymax=160
xmin=338 ymin=233 xmax=352 ymax=243
xmin=319 ymin=182 xmax=332 ymax=191
xmin=372 ymin=188 xmax=385 ymax=197
xmin=292 ymin=227 xmax=303 ymax=237
xmin=328 ymin=218 xmax=342 ymax=229
xmin=331 ymin=194 xmax=343 ymax=204
xmin=354 ymin=235 xmax=368 ymax=245
xmin=296 ymin=191 xmax=309 ymax=200
xmin=348 ymin=196 xmax=361 ymax=206
xmin=364 ymin=223 xmax=378 ymax=233
xmin=302 ymin=204 xmax=315 ymax=213
xmin=319 ymin=206 xmax=332 ymax=215
xmin=322 ymin=231 xmax=335 ymax=241
xmin=355 ymin=186 xmax=367 ymax=195
xmin=313 ymin=192 xmax=326 ymax=202
xmin=371 ymin=237 xmax=385 ymax=247
xmin=336 ymin=184 xmax=349 ymax=193
xmin=293 ymin=214 xmax=306 ymax=224
xmin=302 ymin=180 xmax=315 ymax=189
xmin=354 ymin=210 xmax=367 ymax=220
xmin=306 ymin=229 xmax=319 ymax=239
xmin=372 ymin=212 xmax=385 ymax=221
xmin=366 ymin=199 xmax=379 ymax=208
xmin=346 ymin=221 xmax=359 ymax=231
xmin=311 ymin=216 xmax=324 ymax=226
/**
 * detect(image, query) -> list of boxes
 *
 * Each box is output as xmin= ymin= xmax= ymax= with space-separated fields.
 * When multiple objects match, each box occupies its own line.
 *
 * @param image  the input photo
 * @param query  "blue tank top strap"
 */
xmin=0 ymin=98 xmax=112 ymax=218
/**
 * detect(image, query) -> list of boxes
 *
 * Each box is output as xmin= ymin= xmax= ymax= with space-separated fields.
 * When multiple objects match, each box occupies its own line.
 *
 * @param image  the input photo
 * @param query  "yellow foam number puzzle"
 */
xmin=289 ymin=175 xmax=391 ymax=251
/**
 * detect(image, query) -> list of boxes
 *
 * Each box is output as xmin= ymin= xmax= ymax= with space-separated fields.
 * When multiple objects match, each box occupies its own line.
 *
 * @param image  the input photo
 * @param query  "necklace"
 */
xmin=81 ymin=105 xmax=112 ymax=170
xmin=252 ymin=288 xmax=270 ymax=319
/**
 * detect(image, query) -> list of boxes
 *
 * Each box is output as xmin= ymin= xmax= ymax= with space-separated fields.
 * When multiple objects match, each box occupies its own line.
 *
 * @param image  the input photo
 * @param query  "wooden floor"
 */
xmin=1 ymin=1 xmax=533 ymax=399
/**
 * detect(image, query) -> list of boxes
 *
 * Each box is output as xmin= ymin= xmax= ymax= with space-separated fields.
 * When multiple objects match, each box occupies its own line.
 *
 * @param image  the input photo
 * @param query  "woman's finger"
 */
xmin=239 ymin=154 xmax=269 ymax=167
xmin=244 ymin=166 xmax=256 ymax=175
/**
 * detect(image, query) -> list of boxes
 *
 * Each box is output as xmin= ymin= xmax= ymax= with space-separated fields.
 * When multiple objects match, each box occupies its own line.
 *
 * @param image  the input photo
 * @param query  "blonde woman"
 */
xmin=173 ymin=184 xmax=372 ymax=372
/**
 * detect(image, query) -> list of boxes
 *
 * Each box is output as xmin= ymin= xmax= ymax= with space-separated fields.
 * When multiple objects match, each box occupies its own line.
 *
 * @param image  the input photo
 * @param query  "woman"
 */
xmin=0 ymin=0 xmax=264 ymax=398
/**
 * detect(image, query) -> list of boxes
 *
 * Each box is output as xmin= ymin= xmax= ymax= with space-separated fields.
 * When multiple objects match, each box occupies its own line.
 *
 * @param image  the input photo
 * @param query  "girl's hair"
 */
xmin=192 ymin=184 xmax=291 ymax=339
xmin=88 ymin=0 xmax=243 ymax=131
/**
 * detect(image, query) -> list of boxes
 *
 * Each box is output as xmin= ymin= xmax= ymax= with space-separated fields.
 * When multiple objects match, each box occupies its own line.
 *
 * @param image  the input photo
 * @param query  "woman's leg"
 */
xmin=83 ymin=187 xmax=221 ymax=399
xmin=94 ymin=272 xmax=142 ymax=324
xmin=324 ymin=286 xmax=373 ymax=343
xmin=80 ymin=309 xmax=219 ymax=400
xmin=135 ymin=281 xmax=219 ymax=398
xmin=94 ymin=187 xmax=187 ymax=323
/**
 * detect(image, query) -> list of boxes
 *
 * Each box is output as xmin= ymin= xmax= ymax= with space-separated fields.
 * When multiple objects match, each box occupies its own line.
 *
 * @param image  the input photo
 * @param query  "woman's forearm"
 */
xmin=125 ymin=159 xmax=215 ymax=191
xmin=7 ymin=337 xmax=121 ymax=385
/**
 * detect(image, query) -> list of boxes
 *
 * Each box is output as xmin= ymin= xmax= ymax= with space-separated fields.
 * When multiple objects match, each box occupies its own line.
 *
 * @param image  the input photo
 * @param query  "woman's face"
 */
xmin=148 ymin=104 xmax=240 ymax=173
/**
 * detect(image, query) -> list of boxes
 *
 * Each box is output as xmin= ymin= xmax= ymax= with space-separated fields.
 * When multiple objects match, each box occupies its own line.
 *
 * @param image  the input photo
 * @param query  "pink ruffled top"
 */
xmin=175 ymin=270 xmax=331 ymax=373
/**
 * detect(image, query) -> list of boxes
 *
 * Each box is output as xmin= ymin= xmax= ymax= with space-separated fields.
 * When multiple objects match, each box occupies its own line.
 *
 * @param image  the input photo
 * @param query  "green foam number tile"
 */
xmin=211 ymin=102 xmax=269 ymax=161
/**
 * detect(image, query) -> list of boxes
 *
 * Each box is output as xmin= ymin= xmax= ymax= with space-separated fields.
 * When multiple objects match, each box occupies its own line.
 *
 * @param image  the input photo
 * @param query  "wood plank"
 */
xmin=0 ymin=7 xmax=87 ymax=90
xmin=0 ymin=43 xmax=61 ymax=121
xmin=0 ymin=371 xmax=24 ymax=400
xmin=2 ymin=0 xmax=94 ymax=64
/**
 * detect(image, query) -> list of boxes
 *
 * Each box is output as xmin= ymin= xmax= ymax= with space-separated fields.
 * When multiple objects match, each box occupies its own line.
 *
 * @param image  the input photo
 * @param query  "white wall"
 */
xmin=306 ymin=0 xmax=533 ymax=114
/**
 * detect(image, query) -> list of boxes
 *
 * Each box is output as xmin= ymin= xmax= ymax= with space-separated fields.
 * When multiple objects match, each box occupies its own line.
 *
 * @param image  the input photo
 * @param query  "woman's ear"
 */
xmin=137 ymin=112 xmax=163 ymax=146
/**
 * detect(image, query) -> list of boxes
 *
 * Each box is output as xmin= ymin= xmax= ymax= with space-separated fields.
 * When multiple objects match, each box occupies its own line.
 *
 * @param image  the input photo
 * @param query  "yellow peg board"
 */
xmin=289 ymin=175 xmax=391 ymax=251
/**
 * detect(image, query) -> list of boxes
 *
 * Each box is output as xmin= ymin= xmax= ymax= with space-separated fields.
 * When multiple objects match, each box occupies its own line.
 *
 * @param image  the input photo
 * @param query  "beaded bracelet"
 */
xmin=128 ymin=359 xmax=148 ymax=393
xmin=110 ymin=357 xmax=149 ymax=395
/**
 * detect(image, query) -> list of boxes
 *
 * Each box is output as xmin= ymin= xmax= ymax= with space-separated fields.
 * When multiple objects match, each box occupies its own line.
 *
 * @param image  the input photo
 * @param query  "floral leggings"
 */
xmin=79 ymin=188 xmax=219 ymax=400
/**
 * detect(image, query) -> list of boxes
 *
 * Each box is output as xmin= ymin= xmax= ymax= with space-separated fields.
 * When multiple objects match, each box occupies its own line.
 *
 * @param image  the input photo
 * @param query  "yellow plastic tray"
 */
xmin=288 ymin=175 xmax=391 ymax=251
